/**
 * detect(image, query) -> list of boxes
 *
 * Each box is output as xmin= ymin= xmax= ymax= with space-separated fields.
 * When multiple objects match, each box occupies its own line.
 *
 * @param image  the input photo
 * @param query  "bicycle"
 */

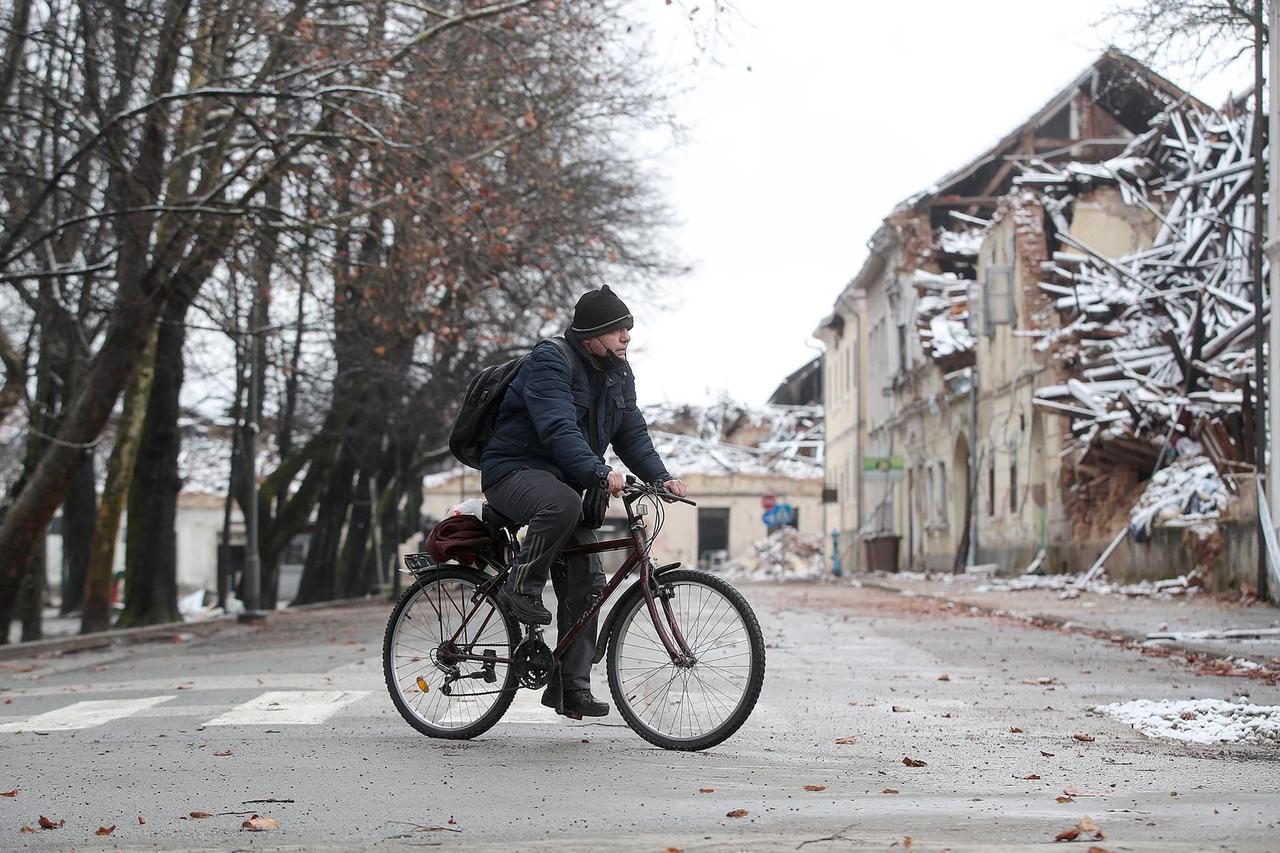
xmin=383 ymin=477 xmax=766 ymax=751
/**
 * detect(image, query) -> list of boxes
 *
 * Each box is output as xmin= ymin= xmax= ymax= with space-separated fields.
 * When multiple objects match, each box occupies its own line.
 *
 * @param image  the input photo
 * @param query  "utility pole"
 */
xmin=1268 ymin=0 xmax=1280 ymax=599
xmin=240 ymin=324 xmax=265 ymax=622
xmin=1254 ymin=0 xmax=1269 ymax=600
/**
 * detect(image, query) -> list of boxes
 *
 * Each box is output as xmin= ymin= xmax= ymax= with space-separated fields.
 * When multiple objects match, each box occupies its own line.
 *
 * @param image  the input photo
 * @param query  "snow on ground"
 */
xmin=720 ymin=528 xmax=825 ymax=581
xmin=1094 ymin=698 xmax=1280 ymax=746
xmin=906 ymin=568 xmax=1205 ymax=599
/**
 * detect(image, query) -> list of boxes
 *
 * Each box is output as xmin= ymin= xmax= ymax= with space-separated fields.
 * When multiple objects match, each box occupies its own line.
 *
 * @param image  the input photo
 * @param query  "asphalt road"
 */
xmin=2 ymin=581 xmax=1278 ymax=851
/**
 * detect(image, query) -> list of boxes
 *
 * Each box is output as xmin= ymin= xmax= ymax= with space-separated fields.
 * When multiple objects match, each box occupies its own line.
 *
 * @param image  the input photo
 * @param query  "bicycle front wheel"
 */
xmin=606 ymin=569 xmax=765 ymax=751
xmin=383 ymin=568 xmax=518 ymax=740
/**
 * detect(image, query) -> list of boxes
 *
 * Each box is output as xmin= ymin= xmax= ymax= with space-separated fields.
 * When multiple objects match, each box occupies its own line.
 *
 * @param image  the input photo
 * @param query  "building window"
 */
xmin=936 ymin=463 xmax=947 ymax=525
xmin=988 ymin=459 xmax=996 ymax=517
xmin=1010 ymin=459 xmax=1018 ymax=513
xmin=926 ymin=467 xmax=935 ymax=526
xmin=697 ymin=507 xmax=730 ymax=569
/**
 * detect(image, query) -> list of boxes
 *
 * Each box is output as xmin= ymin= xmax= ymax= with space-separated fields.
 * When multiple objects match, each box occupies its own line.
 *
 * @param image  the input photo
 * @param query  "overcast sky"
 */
xmin=623 ymin=0 xmax=1249 ymax=407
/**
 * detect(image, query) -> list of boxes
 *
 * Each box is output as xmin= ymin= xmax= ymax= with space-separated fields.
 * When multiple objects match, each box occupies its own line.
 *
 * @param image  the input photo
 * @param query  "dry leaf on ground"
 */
xmin=803 ymin=785 xmax=827 ymax=792
xmin=1056 ymin=796 xmax=1074 ymax=803
xmin=19 ymin=826 xmax=36 ymax=833
xmin=213 ymin=749 xmax=233 ymax=757
xmin=883 ymin=788 xmax=900 ymax=794
xmin=834 ymin=736 xmax=857 ymax=744
xmin=1010 ymin=727 xmax=1024 ymax=733
xmin=665 ymin=848 xmax=682 ymax=853
xmin=1055 ymin=816 xmax=1103 ymax=842
xmin=937 ymin=674 xmax=950 ymax=681
xmin=189 ymin=811 xmax=212 ymax=819
xmin=0 ymin=789 xmax=17 ymax=797
xmin=891 ymin=705 xmax=911 ymax=713
xmin=726 ymin=809 xmax=748 ymax=818
xmin=138 ymin=815 xmax=146 ymax=825
xmin=698 ymin=787 xmax=715 ymax=793
xmin=902 ymin=756 xmax=927 ymax=767
xmin=1024 ymin=677 xmax=1061 ymax=686
xmin=903 ymin=837 xmax=912 ymax=848
xmin=1041 ymin=751 xmax=1056 ymax=757
xmin=241 ymin=815 xmax=278 ymax=832
xmin=1073 ymin=734 xmax=1095 ymax=743
xmin=1088 ymin=847 xmax=1116 ymax=853
xmin=1022 ymin=774 xmax=1041 ymax=780
xmin=95 ymin=825 xmax=115 ymax=836
xmin=37 ymin=816 xmax=63 ymax=830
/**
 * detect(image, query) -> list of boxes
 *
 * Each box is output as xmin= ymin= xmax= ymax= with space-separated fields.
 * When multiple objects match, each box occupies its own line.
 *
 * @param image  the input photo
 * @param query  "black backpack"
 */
xmin=448 ymin=337 xmax=577 ymax=469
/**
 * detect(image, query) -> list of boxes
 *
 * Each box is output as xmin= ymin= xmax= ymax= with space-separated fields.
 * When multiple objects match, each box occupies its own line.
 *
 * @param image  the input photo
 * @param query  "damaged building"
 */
xmin=815 ymin=51 xmax=1264 ymax=586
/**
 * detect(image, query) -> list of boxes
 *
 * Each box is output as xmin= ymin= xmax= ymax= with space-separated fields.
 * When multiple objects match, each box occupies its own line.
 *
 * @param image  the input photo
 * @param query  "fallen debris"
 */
xmin=1094 ymin=698 xmax=1280 ymax=745
xmin=721 ymin=528 xmax=825 ymax=581
xmin=1025 ymin=105 xmax=1261 ymax=550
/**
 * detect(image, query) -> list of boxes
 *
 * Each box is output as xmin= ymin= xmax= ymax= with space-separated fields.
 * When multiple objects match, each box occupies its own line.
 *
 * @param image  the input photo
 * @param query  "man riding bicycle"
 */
xmin=481 ymin=285 xmax=687 ymax=720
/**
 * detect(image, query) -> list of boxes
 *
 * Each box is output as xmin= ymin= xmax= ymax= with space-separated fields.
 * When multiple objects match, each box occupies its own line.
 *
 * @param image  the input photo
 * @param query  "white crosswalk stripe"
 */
xmin=201 ymin=690 xmax=371 ymax=726
xmin=0 ymin=696 xmax=175 ymax=732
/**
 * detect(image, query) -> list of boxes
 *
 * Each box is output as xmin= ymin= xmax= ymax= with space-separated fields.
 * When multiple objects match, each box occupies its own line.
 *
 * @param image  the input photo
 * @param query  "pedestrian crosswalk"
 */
xmin=0 ymin=696 xmax=175 ymax=733
xmin=202 ymin=690 xmax=369 ymax=726
xmin=0 ymin=686 xmax=601 ymax=732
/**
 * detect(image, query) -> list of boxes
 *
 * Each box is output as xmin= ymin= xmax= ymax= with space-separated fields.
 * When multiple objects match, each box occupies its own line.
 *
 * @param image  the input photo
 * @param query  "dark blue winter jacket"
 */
xmin=480 ymin=331 xmax=671 ymax=491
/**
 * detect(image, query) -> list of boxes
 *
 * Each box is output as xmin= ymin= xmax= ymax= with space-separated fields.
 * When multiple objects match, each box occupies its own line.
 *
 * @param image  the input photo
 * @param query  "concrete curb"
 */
xmin=0 ymin=595 xmax=384 ymax=662
xmin=860 ymin=578 xmax=1276 ymax=670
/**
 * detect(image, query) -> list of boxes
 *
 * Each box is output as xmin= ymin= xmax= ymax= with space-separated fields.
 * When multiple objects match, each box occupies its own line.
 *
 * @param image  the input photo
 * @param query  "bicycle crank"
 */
xmin=513 ymin=633 xmax=553 ymax=689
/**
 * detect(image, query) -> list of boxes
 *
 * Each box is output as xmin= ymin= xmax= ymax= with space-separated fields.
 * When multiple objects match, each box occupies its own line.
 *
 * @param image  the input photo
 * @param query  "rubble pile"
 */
xmin=721 ymin=528 xmax=825 ymax=581
xmin=1023 ymin=106 xmax=1260 ymax=534
xmin=914 ymin=269 xmax=976 ymax=369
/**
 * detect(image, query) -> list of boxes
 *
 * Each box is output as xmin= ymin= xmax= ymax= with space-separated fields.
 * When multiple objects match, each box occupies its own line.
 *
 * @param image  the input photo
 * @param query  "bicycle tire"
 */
xmin=606 ymin=569 xmax=765 ymax=751
xmin=383 ymin=567 xmax=518 ymax=740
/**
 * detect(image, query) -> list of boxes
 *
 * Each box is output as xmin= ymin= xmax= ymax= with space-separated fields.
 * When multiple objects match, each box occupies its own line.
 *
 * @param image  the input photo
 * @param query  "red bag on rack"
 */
xmin=424 ymin=513 xmax=496 ymax=565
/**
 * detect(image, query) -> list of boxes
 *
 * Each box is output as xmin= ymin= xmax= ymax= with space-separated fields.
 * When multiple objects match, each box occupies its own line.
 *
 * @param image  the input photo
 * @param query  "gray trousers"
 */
xmin=484 ymin=468 xmax=605 ymax=691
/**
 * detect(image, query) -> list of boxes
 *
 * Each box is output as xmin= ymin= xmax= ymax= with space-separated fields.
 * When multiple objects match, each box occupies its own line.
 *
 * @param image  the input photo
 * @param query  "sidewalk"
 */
xmin=859 ymin=570 xmax=1280 ymax=667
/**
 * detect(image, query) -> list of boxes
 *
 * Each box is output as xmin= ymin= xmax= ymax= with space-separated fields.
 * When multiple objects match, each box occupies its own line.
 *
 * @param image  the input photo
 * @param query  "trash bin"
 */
xmin=864 ymin=535 xmax=901 ymax=572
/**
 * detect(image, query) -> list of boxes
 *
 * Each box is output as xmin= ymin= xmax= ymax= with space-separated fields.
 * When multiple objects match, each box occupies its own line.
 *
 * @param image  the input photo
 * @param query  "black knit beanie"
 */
xmin=570 ymin=285 xmax=634 ymax=336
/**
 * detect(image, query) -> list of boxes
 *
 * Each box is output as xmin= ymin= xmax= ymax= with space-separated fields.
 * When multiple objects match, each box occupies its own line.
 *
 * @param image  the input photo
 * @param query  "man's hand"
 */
xmin=663 ymin=479 xmax=688 ymax=498
xmin=606 ymin=470 xmax=627 ymax=497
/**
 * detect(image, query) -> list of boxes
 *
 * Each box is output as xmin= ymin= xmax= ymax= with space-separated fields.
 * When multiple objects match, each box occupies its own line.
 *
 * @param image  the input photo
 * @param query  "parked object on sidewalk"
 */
xmin=864 ymin=535 xmax=901 ymax=573
xmin=1094 ymin=698 xmax=1280 ymax=746
xmin=178 ymin=589 xmax=244 ymax=622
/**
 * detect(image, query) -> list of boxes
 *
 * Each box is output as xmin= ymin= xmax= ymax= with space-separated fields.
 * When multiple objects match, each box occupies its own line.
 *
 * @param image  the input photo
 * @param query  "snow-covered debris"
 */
xmin=642 ymin=398 xmax=823 ymax=465
xmin=1026 ymin=106 xmax=1262 ymax=499
xmin=1094 ymin=698 xmax=1280 ymax=746
xmin=645 ymin=430 xmax=820 ymax=480
xmin=1129 ymin=454 xmax=1233 ymax=541
xmin=721 ymin=528 xmax=825 ymax=581
xmin=972 ymin=570 xmax=1200 ymax=599
xmin=936 ymin=227 xmax=985 ymax=256
xmin=913 ymin=270 xmax=975 ymax=367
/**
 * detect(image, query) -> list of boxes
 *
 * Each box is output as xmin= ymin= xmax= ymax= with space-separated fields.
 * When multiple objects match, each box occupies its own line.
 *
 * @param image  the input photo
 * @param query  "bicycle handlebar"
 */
xmin=622 ymin=474 xmax=697 ymax=506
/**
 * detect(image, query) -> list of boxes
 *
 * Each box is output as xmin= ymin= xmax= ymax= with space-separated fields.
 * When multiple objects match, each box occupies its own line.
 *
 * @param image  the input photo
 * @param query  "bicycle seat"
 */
xmin=482 ymin=502 xmax=522 ymax=533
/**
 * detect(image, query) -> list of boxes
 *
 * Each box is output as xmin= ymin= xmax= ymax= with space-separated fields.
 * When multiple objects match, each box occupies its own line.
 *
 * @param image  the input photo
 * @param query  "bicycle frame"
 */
xmin=435 ymin=489 xmax=695 ymax=671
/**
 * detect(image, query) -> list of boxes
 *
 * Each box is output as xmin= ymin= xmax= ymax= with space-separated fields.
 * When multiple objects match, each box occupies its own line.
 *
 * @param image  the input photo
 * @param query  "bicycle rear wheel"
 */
xmin=606 ymin=569 xmax=765 ymax=751
xmin=383 ymin=567 xmax=518 ymax=739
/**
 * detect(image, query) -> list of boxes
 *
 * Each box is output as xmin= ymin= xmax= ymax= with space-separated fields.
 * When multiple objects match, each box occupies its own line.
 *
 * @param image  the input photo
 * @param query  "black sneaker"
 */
xmin=543 ymin=687 xmax=609 ymax=719
xmin=496 ymin=586 xmax=552 ymax=626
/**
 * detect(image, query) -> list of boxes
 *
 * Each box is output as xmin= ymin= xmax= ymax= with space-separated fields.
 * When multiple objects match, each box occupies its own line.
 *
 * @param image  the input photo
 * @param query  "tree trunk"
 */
xmin=0 ymin=0 xmax=191 ymax=611
xmin=119 ymin=296 xmax=188 ymax=627
xmin=293 ymin=449 xmax=357 ymax=605
xmin=338 ymin=468 xmax=372 ymax=599
xmin=17 ymin=539 xmax=45 ymax=641
xmin=59 ymin=448 xmax=96 ymax=615
xmin=81 ymin=320 xmax=161 ymax=634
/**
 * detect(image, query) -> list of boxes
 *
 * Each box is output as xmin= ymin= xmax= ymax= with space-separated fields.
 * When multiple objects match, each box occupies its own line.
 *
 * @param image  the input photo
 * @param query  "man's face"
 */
xmin=587 ymin=327 xmax=631 ymax=360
